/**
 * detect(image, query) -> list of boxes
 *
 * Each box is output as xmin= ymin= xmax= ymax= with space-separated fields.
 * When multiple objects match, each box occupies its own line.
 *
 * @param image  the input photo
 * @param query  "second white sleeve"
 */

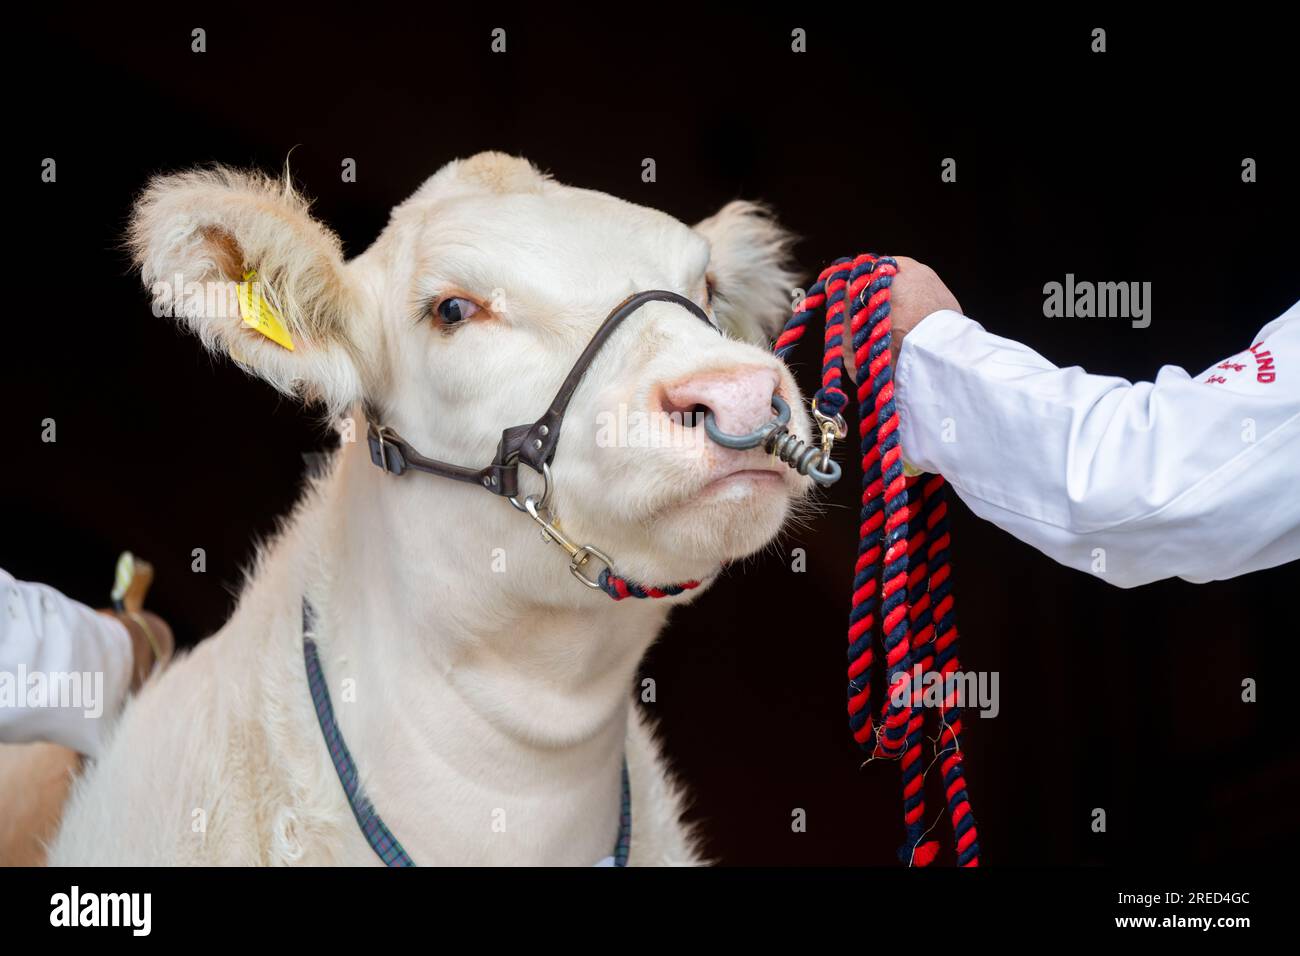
xmin=0 ymin=568 xmax=134 ymax=757
xmin=893 ymin=307 xmax=1300 ymax=587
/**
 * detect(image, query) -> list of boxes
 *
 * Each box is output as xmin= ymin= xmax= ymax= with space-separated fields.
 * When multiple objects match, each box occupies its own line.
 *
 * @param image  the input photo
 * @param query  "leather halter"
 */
xmin=366 ymin=290 xmax=717 ymax=500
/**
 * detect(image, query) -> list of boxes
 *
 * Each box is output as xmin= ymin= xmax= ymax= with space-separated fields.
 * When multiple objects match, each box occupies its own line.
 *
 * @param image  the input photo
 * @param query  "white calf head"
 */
xmin=131 ymin=153 xmax=813 ymax=594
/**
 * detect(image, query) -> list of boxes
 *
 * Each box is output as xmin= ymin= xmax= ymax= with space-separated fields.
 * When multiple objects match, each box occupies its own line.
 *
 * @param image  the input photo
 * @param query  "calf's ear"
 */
xmin=693 ymin=200 xmax=799 ymax=346
xmin=129 ymin=166 xmax=366 ymax=414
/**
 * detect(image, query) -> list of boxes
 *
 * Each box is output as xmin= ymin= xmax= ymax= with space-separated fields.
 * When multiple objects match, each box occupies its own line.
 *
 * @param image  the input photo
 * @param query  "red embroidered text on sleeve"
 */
xmin=1249 ymin=342 xmax=1277 ymax=383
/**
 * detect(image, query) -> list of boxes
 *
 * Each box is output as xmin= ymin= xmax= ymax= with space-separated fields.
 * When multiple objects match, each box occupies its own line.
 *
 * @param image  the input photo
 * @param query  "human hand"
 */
xmin=99 ymin=610 xmax=174 ymax=691
xmin=884 ymin=257 xmax=962 ymax=368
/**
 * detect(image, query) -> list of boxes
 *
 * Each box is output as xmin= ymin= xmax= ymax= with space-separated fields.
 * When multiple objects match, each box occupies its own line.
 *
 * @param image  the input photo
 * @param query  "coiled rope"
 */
xmin=775 ymin=255 xmax=981 ymax=867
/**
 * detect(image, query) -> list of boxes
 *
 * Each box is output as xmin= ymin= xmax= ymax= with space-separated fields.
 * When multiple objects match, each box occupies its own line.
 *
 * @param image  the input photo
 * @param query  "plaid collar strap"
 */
xmin=302 ymin=598 xmax=632 ymax=867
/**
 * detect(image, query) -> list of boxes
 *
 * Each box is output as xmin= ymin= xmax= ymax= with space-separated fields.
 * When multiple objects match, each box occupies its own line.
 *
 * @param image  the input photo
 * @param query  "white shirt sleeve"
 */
xmin=0 ymin=568 xmax=134 ymax=757
xmin=894 ymin=301 xmax=1300 ymax=588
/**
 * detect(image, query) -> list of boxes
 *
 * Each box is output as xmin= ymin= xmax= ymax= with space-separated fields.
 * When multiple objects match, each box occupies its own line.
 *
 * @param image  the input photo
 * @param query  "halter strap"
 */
xmin=302 ymin=598 xmax=632 ymax=866
xmin=365 ymin=290 xmax=716 ymax=601
xmin=366 ymin=290 xmax=716 ymax=499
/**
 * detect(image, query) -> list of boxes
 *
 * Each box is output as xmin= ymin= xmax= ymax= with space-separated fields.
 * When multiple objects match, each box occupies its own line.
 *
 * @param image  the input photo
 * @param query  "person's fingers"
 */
xmin=888 ymin=258 xmax=962 ymax=366
xmin=839 ymin=257 xmax=963 ymax=382
xmin=893 ymin=257 xmax=963 ymax=318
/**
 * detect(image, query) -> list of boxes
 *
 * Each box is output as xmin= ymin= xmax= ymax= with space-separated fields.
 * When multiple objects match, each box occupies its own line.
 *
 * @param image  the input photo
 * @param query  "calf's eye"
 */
xmin=435 ymin=297 xmax=480 ymax=325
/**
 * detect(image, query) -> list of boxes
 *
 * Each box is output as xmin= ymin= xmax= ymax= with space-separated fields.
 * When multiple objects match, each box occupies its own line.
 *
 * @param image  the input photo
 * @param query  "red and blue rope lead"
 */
xmin=775 ymin=254 xmax=980 ymax=867
xmin=598 ymin=568 xmax=700 ymax=601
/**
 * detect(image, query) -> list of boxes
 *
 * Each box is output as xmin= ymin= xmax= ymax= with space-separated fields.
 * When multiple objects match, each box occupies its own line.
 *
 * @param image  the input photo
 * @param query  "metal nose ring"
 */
xmin=703 ymin=393 xmax=843 ymax=487
xmin=703 ymin=394 xmax=791 ymax=449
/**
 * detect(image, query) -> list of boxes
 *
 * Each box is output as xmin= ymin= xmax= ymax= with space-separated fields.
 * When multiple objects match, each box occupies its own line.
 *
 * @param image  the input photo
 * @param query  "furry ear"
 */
xmin=694 ymin=200 xmax=799 ymax=346
xmin=129 ymin=166 xmax=365 ymax=414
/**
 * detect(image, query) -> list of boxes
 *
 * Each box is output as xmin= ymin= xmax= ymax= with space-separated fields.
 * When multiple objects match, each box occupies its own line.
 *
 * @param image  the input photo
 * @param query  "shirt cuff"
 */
xmin=895 ymin=309 xmax=981 ymax=474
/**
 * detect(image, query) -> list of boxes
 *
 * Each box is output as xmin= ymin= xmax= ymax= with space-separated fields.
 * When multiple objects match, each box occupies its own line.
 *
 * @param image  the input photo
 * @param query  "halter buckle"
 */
xmin=368 ymin=423 xmax=407 ymax=476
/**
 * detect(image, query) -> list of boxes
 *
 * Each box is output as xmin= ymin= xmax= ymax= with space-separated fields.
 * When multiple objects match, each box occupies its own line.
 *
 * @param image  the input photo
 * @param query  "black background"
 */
xmin=4 ymin=8 xmax=1297 ymax=866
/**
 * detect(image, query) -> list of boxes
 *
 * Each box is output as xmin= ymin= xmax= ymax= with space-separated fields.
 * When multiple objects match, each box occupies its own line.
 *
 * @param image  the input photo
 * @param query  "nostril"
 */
xmin=660 ymin=366 xmax=780 ymax=435
xmin=657 ymin=387 xmax=710 ymax=426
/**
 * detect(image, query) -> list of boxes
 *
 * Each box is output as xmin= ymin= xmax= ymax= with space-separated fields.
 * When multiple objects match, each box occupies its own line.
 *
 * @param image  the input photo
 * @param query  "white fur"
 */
xmin=51 ymin=153 xmax=811 ymax=866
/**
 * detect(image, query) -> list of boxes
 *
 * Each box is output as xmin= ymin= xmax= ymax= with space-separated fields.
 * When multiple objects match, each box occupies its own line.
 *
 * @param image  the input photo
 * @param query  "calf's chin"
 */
xmin=654 ymin=484 xmax=796 ymax=565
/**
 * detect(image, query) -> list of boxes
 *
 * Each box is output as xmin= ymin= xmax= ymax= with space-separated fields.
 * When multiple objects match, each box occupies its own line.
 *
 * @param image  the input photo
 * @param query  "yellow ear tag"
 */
xmin=236 ymin=270 xmax=295 ymax=351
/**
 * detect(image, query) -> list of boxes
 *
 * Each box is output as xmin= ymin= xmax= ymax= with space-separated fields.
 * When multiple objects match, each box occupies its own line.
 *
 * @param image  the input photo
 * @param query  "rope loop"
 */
xmin=773 ymin=254 xmax=981 ymax=867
